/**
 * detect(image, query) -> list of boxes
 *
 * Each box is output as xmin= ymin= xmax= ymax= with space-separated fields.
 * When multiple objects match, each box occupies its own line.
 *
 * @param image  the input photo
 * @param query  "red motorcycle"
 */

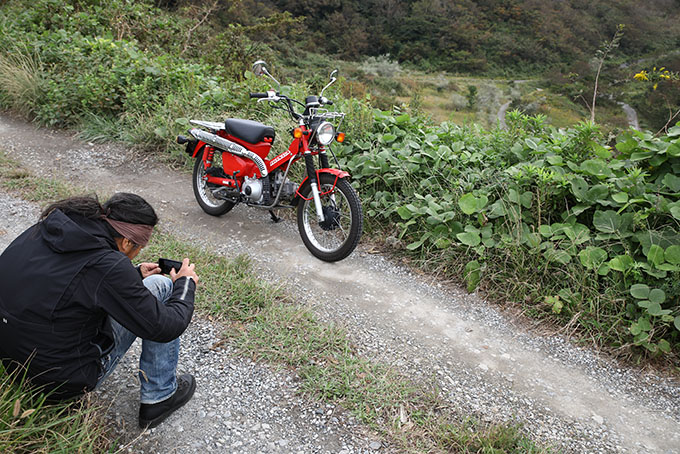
xmin=177 ymin=61 xmax=362 ymax=262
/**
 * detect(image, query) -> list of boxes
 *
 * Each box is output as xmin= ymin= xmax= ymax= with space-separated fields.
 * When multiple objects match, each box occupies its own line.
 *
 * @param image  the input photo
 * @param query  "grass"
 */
xmin=0 ymin=149 xmax=550 ymax=452
xmin=0 ymin=363 xmax=110 ymax=454
xmin=0 ymin=49 xmax=43 ymax=118
xmin=0 ymin=153 xmax=72 ymax=202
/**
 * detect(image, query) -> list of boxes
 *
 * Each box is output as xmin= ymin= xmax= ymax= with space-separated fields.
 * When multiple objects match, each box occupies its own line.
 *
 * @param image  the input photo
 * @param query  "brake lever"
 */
xmin=257 ymin=96 xmax=281 ymax=103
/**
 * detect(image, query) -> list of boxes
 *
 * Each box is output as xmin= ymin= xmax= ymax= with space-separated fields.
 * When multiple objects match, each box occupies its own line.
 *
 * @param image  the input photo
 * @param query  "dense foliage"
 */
xmin=215 ymin=0 xmax=680 ymax=75
xmin=336 ymin=111 xmax=680 ymax=357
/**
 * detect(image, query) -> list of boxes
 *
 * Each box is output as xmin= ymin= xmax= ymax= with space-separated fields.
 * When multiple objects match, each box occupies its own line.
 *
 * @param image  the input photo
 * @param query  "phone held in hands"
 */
xmin=158 ymin=258 xmax=183 ymax=275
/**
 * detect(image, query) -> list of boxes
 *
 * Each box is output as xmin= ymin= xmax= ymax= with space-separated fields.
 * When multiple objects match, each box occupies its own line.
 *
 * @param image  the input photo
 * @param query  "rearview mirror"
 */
xmin=252 ymin=60 xmax=267 ymax=77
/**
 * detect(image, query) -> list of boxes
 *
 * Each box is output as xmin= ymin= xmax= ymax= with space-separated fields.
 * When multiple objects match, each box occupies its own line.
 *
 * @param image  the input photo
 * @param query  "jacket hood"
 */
xmin=41 ymin=209 xmax=117 ymax=253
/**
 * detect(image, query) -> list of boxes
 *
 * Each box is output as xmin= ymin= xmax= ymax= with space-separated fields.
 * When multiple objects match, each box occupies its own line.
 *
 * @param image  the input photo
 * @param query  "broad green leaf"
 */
xmin=647 ymin=302 xmax=663 ymax=316
xmin=546 ymin=154 xmax=563 ymax=165
xmin=406 ymin=233 xmax=430 ymax=250
xmin=525 ymin=138 xmax=539 ymax=150
xmin=667 ymin=142 xmax=680 ymax=157
xmin=663 ymin=173 xmax=680 ymax=192
xmin=657 ymin=263 xmax=680 ymax=271
xmin=630 ymin=322 xmax=642 ymax=336
xmin=593 ymin=210 xmax=621 ymax=233
xmin=508 ymin=188 xmax=520 ymax=204
xmin=381 ymin=133 xmax=397 ymax=143
xmin=520 ymin=191 xmax=532 ymax=209
xmin=674 ymin=316 xmax=680 ymax=331
xmin=585 ymin=185 xmax=609 ymax=203
xmin=539 ymin=225 xmax=553 ymax=237
xmin=564 ymin=224 xmax=590 ymax=244
xmin=580 ymin=159 xmax=609 ymax=177
xmin=579 ymin=247 xmax=608 ymax=269
xmin=464 ymin=260 xmax=481 ymax=292
xmin=434 ymin=237 xmax=451 ymax=249
xmin=544 ymin=249 xmax=572 ymax=265
xmin=523 ymin=232 xmax=542 ymax=249
xmin=487 ymin=200 xmax=506 ymax=218
xmin=630 ymin=151 xmax=655 ymax=161
xmin=457 ymin=232 xmax=481 ymax=247
xmin=671 ymin=205 xmax=680 ymax=221
xmin=592 ymin=144 xmax=611 ymax=159
xmin=571 ymin=205 xmax=590 ymax=216
xmin=665 ymin=245 xmax=680 ymax=265
xmin=639 ymin=317 xmax=652 ymax=331
xmin=649 ymin=288 xmax=665 ymax=304
xmin=658 ymin=339 xmax=671 ymax=353
xmin=611 ymin=192 xmax=629 ymax=204
xmin=647 ymin=244 xmax=665 ymax=266
xmin=458 ymin=193 xmax=487 ymax=215
xmin=630 ymin=283 xmax=650 ymax=299
xmin=396 ymin=113 xmax=411 ymax=124
xmin=570 ymin=177 xmax=588 ymax=201
xmin=608 ymin=255 xmax=633 ymax=272
xmin=396 ymin=206 xmax=412 ymax=220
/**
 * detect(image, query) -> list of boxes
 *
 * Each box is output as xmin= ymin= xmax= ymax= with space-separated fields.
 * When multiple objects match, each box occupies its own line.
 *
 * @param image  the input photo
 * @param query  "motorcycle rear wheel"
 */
xmin=297 ymin=174 xmax=363 ymax=262
xmin=192 ymin=150 xmax=236 ymax=216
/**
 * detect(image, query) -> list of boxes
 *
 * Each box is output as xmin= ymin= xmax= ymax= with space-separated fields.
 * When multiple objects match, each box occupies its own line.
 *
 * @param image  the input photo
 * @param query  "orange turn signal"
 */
xmin=336 ymin=132 xmax=345 ymax=143
xmin=293 ymin=127 xmax=303 ymax=139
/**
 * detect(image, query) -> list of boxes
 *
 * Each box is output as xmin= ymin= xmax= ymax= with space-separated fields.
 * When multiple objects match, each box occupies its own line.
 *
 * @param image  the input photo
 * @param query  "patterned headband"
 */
xmin=102 ymin=217 xmax=154 ymax=247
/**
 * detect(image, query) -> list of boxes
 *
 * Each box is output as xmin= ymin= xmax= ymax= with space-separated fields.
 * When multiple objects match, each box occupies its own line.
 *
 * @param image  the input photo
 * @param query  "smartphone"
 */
xmin=158 ymin=258 xmax=183 ymax=275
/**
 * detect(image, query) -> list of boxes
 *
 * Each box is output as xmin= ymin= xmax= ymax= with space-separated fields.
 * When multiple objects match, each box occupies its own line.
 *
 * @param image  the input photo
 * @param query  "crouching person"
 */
xmin=0 ymin=193 xmax=199 ymax=429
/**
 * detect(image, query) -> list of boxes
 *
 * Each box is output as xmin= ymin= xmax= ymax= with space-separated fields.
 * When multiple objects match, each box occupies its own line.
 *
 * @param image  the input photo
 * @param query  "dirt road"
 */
xmin=1 ymin=114 xmax=678 ymax=453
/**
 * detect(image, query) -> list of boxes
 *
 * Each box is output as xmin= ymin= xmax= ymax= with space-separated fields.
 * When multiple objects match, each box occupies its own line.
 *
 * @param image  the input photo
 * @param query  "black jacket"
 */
xmin=0 ymin=209 xmax=195 ymax=398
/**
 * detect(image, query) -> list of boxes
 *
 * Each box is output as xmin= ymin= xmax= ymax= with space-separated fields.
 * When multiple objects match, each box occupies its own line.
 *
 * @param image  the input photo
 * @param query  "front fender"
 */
xmin=293 ymin=168 xmax=351 ymax=205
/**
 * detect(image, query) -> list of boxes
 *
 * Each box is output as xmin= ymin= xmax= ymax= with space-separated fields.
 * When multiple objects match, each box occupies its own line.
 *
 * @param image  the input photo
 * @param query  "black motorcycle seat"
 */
xmin=224 ymin=118 xmax=275 ymax=144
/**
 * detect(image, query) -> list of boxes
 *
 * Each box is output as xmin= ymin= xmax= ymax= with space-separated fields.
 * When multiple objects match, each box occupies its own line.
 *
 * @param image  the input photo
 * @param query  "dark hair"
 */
xmin=41 ymin=193 xmax=158 ymax=237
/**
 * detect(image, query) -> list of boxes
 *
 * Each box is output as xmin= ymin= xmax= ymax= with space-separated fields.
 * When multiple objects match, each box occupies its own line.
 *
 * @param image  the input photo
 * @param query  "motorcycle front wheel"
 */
xmin=297 ymin=174 xmax=363 ymax=262
xmin=192 ymin=149 xmax=235 ymax=216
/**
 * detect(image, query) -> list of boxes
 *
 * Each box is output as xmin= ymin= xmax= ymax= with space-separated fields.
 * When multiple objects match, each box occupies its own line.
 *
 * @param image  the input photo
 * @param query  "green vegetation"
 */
xmin=0 ymin=362 xmax=109 ymax=454
xmin=336 ymin=110 xmax=680 ymax=360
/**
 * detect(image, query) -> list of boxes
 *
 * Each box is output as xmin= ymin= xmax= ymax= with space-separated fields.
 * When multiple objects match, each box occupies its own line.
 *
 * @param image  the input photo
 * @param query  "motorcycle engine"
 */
xmin=272 ymin=170 xmax=296 ymax=200
xmin=242 ymin=177 xmax=263 ymax=203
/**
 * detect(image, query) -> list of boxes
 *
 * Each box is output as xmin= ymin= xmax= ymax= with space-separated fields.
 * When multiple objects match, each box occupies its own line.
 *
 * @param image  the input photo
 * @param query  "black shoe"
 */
xmin=139 ymin=374 xmax=196 ymax=429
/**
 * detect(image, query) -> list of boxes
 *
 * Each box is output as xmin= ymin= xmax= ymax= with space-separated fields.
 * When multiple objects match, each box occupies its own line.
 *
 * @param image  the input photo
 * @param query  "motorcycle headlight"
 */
xmin=316 ymin=122 xmax=335 ymax=145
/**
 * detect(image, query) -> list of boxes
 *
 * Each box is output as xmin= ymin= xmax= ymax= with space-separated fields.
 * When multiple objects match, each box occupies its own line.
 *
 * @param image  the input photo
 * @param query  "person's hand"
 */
xmin=139 ymin=262 xmax=161 ymax=279
xmin=170 ymin=258 xmax=199 ymax=285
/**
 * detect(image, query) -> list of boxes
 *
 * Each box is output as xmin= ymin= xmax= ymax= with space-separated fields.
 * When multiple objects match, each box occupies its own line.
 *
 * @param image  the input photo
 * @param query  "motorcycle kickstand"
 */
xmin=269 ymin=210 xmax=282 ymax=223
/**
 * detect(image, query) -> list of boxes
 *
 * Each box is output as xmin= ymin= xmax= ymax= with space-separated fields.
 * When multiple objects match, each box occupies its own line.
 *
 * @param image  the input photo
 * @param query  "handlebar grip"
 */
xmin=249 ymin=92 xmax=269 ymax=99
xmin=325 ymin=100 xmax=334 ymax=105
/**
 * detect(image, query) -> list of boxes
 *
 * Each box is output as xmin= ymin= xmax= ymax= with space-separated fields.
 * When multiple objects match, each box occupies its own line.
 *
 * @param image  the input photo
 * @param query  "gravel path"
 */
xmin=1 ymin=113 xmax=679 ymax=453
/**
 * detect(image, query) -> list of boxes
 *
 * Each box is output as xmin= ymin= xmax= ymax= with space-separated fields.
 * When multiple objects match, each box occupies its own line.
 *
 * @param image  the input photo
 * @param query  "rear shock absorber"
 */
xmin=205 ymin=146 xmax=215 ymax=167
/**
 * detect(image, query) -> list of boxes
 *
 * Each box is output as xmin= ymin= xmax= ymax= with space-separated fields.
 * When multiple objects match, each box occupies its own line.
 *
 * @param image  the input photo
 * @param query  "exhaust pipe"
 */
xmin=189 ymin=128 xmax=268 ymax=177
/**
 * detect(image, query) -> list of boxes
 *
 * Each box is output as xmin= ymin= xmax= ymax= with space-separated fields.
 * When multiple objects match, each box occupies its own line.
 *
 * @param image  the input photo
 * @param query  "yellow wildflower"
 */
xmin=633 ymin=71 xmax=649 ymax=81
xmin=653 ymin=83 xmax=658 ymax=90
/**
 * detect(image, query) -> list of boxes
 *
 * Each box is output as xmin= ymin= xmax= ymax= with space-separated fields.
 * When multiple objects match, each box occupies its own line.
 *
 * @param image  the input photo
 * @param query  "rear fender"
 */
xmin=188 ymin=140 xmax=206 ymax=158
xmin=293 ymin=168 xmax=350 ymax=205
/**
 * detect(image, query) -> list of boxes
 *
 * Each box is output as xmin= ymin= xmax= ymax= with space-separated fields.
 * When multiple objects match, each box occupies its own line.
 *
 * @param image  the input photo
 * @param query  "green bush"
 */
xmin=336 ymin=109 xmax=680 ymax=358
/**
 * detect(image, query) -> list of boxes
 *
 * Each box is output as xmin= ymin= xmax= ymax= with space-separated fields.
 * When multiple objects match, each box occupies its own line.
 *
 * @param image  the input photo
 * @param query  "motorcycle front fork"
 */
xmin=304 ymin=151 xmax=333 ymax=223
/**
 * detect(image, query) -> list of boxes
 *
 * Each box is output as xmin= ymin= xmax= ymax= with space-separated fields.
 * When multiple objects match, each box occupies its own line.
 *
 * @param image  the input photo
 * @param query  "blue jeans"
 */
xmin=96 ymin=275 xmax=179 ymax=404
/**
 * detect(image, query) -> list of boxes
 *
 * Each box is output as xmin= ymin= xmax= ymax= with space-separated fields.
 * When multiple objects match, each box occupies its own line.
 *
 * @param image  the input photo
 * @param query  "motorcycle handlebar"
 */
xmin=249 ymin=92 xmax=269 ymax=99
